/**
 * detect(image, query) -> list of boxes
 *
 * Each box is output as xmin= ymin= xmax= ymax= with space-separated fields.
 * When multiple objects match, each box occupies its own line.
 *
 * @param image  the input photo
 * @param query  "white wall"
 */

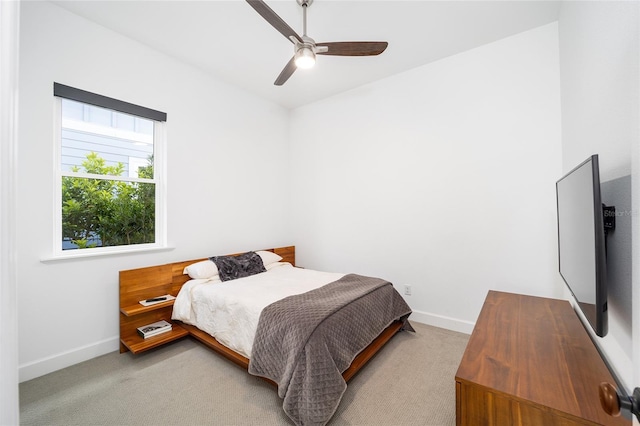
xmin=1 ymin=0 xmax=20 ymax=422
xmin=289 ymin=23 xmax=563 ymax=333
xmin=558 ymin=1 xmax=638 ymax=394
xmin=17 ymin=1 xmax=291 ymax=381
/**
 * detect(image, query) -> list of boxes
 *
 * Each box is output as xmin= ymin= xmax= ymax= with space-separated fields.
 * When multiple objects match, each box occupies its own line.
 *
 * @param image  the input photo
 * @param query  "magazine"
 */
xmin=136 ymin=320 xmax=172 ymax=338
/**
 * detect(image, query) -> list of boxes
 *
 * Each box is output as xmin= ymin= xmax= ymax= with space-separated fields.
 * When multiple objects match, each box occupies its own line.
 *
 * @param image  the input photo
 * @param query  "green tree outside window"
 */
xmin=61 ymin=152 xmax=155 ymax=249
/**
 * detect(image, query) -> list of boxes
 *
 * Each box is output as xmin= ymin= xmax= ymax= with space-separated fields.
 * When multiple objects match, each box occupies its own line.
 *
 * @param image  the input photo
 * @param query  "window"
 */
xmin=53 ymin=83 xmax=167 ymax=256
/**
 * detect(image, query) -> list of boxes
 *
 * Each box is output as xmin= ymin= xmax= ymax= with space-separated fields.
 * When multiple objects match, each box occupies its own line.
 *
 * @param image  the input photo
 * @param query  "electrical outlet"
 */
xmin=404 ymin=285 xmax=412 ymax=296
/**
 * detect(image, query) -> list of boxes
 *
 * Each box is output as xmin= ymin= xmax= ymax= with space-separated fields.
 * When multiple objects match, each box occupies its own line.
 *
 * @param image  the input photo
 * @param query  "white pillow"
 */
xmin=183 ymin=260 xmax=218 ymax=279
xmin=257 ymin=250 xmax=283 ymax=267
xmin=265 ymin=261 xmax=290 ymax=271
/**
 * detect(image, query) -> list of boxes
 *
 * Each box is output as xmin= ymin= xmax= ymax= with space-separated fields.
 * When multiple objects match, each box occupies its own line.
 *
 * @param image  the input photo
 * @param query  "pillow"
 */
xmin=265 ymin=261 xmax=290 ymax=271
xmin=210 ymin=251 xmax=266 ymax=282
xmin=256 ymin=250 xmax=283 ymax=267
xmin=183 ymin=260 xmax=218 ymax=279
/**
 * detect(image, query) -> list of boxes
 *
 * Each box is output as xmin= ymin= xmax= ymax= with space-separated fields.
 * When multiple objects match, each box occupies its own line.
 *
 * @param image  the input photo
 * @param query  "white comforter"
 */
xmin=171 ymin=263 xmax=344 ymax=358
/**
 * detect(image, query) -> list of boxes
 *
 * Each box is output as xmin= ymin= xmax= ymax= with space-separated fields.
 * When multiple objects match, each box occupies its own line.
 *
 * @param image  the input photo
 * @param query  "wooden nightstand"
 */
xmin=119 ymin=299 xmax=188 ymax=354
xmin=119 ymin=265 xmax=191 ymax=354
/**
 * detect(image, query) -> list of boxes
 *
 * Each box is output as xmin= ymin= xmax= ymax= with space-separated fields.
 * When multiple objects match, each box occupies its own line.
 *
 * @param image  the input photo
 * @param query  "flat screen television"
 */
xmin=556 ymin=154 xmax=608 ymax=337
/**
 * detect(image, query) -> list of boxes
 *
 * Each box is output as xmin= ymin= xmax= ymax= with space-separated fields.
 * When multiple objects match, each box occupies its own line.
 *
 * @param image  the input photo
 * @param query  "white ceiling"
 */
xmin=51 ymin=0 xmax=560 ymax=109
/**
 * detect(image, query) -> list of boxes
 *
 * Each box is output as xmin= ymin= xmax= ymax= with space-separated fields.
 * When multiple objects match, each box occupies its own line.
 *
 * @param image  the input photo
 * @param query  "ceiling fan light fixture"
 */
xmin=294 ymin=46 xmax=316 ymax=69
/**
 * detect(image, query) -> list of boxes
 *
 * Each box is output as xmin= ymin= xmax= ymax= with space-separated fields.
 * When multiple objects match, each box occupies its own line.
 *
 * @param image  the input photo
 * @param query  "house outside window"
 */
xmin=53 ymin=83 xmax=167 ymax=256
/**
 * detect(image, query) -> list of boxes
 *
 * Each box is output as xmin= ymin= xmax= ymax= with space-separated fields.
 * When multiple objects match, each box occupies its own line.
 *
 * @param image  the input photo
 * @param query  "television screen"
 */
xmin=556 ymin=154 xmax=608 ymax=337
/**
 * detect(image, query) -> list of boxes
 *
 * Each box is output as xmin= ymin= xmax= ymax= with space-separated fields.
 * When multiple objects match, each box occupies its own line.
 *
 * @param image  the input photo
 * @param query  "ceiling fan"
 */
xmin=246 ymin=0 xmax=388 ymax=86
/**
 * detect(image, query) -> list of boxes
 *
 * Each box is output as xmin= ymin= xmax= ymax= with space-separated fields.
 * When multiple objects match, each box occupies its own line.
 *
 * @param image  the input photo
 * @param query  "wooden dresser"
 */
xmin=455 ymin=291 xmax=629 ymax=426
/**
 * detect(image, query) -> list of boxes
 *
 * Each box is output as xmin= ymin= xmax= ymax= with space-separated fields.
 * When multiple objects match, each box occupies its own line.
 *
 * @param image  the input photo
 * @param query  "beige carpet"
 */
xmin=20 ymin=322 xmax=469 ymax=426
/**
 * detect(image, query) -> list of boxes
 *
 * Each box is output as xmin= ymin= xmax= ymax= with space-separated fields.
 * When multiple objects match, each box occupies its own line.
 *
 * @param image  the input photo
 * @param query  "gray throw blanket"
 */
xmin=248 ymin=274 xmax=413 ymax=426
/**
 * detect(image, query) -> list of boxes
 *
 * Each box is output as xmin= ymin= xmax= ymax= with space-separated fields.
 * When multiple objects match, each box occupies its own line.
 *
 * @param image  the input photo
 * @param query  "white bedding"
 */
xmin=171 ymin=263 xmax=344 ymax=358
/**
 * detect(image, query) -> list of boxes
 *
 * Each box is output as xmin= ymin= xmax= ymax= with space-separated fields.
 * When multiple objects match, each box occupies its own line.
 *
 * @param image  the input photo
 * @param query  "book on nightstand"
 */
xmin=137 ymin=320 xmax=172 ymax=338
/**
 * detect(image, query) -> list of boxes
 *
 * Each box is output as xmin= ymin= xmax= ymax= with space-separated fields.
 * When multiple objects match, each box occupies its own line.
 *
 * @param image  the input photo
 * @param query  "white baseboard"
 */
xmin=19 ymin=336 xmax=119 ymax=383
xmin=409 ymin=309 xmax=475 ymax=335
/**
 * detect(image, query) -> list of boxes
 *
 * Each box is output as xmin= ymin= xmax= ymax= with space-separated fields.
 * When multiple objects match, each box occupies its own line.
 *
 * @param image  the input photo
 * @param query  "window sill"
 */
xmin=41 ymin=245 xmax=175 ymax=263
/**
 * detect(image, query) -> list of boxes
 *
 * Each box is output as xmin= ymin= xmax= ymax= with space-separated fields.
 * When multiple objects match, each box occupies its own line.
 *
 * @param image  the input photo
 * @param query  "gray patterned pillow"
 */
xmin=210 ymin=251 xmax=266 ymax=282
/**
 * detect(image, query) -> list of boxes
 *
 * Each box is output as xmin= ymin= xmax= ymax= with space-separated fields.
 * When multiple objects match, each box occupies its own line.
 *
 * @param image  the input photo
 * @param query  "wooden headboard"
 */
xmin=119 ymin=246 xmax=295 ymax=309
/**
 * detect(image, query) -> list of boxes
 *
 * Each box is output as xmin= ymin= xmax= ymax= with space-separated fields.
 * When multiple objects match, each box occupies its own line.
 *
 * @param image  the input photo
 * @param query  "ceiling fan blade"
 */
xmin=246 ymin=0 xmax=303 ymax=44
xmin=274 ymin=57 xmax=297 ymax=86
xmin=316 ymin=42 xmax=388 ymax=56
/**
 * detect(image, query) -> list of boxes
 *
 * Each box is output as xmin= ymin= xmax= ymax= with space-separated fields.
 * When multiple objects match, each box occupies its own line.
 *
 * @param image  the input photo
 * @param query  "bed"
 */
xmin=119 ymin=246 xmax=412 ymax=425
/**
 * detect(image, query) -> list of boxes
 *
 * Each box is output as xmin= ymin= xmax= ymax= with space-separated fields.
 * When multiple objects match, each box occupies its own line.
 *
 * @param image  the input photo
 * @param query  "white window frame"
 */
xmin=51 ymin=94 xmax=167 ymax=260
